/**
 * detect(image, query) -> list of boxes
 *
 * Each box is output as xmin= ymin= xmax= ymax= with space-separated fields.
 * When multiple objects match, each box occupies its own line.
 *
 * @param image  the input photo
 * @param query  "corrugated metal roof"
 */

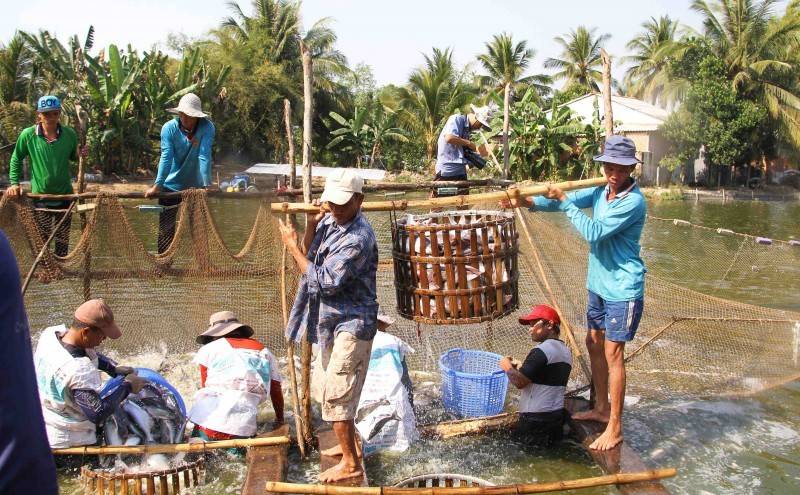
xmin=245 ymin=164 xmax=387 ymax=181
xmin=553 ymin=94 xmax=669 ymax=132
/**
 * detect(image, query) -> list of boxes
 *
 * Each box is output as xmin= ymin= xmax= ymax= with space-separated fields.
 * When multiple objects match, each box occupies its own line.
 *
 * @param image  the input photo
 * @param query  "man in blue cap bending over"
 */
xmin=502 ymin=135 xmax=646 ymax=451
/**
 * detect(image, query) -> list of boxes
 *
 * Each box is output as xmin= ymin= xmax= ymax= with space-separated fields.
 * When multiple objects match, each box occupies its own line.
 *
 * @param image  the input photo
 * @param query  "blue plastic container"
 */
xmin=439 ymin=348 xmax=509 ymax=418
xmin=101 ymin=367 xmax=186 ymax=415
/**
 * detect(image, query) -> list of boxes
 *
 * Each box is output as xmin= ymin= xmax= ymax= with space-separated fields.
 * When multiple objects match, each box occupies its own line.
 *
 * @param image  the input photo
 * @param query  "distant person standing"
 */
xmin=7 ymin=95 xmax=86 ymax=256
xmin=145 ymin=93 xmax=216 ymax=253
xmin=432 ymin=103 xmax=495 ymax=196
xmin=0 ymin=229 xmax=57 ymax=494
xmin=502 ymin=135 xmax=646 ymax=451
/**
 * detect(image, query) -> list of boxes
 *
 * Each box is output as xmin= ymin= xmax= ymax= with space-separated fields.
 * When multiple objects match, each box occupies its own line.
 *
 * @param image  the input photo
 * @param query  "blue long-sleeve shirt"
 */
xmin=154 ymin=117 xmax=215 ymax=191
xmin=532 ymin=181 xmax=646 ymax=301
xmin=285 ymin=212 xmax=379 ymax=348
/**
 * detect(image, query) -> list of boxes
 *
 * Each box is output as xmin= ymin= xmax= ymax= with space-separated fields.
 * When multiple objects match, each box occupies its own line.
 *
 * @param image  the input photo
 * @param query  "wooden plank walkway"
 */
xmin=241 ymin=424 xmax=290 ymax=495
xmin=317 ymin=428 xmax=369 ymax=487
xmin=565 ymin=398 xmax=670 ymax=495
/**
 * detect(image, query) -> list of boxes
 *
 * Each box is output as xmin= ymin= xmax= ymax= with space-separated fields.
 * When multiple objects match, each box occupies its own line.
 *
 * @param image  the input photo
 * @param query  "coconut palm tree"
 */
xmin=623 ymin=16 xmax=689 ymax=106
xmin=477 ymin=33 xmax=551 ymax=178
xmin=690 ymin=0 xmax=800 ymax=149
xmin=397 ymin=48 xmax=474 ymax=162
xmin=544 ymin=26 xmax=611 ymax=93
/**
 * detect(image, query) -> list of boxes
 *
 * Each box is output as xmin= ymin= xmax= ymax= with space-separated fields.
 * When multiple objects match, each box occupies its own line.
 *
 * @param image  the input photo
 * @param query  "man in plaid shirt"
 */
xmin=280 ymin=169 xmax=378 ymax=482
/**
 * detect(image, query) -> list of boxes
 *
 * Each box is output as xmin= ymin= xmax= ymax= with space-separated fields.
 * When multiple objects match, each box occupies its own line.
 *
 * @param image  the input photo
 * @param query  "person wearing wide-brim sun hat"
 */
xmin=432 ymin=102 xmax=497 ymax=197
xmin=144 ymin=93 xmax=217 ymax=253
xmin=188 ymin=311 xmax=284 ymax=442
xmin=501 ymin=135 xmax=646 ymax=452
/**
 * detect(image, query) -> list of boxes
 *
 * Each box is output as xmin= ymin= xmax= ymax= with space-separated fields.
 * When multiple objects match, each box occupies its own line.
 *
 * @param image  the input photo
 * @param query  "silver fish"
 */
xmin=122 ymin=400 xmax=156 ymax=443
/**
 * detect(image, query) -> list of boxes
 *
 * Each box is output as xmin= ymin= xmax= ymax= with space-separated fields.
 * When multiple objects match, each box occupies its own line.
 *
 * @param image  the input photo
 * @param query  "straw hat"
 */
xmin=168 ymin=93 xmax=208 ymax=118
xmin=469 ymin=103 xmax=498 ymax=131
xmin=197 ymin=311 xmax=253 ymax=344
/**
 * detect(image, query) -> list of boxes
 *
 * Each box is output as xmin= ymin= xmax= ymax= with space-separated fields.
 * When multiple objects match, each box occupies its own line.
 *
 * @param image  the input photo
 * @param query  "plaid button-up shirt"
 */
xmin=285 ymin=212 xmax=379 ymax=348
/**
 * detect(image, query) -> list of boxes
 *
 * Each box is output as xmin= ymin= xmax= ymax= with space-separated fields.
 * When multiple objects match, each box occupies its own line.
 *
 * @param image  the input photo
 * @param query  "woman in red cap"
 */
xmin=499 ymin=304 xmax=573 ymax=447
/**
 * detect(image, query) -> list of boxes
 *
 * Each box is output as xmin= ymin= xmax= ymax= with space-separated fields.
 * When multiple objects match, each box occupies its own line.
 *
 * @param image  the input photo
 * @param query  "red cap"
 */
xmin=519 ymin=304 xmax=560 ymax=326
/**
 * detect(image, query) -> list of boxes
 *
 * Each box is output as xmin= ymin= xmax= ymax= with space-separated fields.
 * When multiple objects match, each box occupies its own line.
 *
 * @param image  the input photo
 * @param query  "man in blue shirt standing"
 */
xmin=145 ymin=93 xmax=216 ymax=253
xmin=279 ymin=169 xmax=378 ymax=482
xmin=503 ymin=136 xmax=646 ymax=451
xmin=433 ymin=103 xmax=495 ymax=196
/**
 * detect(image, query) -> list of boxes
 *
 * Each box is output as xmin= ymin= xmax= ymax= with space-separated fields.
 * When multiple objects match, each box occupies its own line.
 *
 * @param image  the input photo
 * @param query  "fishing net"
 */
xmin=1 ymin=189 xmax=798 ymax=401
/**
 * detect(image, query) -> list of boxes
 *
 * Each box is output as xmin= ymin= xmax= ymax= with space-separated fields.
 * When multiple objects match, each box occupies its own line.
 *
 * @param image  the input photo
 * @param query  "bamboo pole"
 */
xmin=600 ymin=48 xmax=613 ymax=138
xmin=6 ymin=180 xmax=513 ymax=201
xmin=264 ymin=468 xmax=676 ymax=494
xmin=52 ymin=435 xmax=290 ymax=455
xmin=284 ymin=98 xmax=297 ymax=189
xmin=271 ymin=177 xmax=608 ymax=214
xmin=418 ymin=412 xmax=519 ymax=439
xmin=502 ymin=82 xmax=511 ymax=179
xmin=281 ymin=215 xmax=307 ymax=457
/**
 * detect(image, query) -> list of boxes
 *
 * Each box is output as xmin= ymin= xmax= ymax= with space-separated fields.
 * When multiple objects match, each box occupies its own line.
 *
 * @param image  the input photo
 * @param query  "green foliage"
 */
xmin=661 ymin=55 xmax=768 ymax=178
xmin=544 ymin=26 xmax=611 ymax=92
xmin=506 ymin=87 xmax=601 ymax=181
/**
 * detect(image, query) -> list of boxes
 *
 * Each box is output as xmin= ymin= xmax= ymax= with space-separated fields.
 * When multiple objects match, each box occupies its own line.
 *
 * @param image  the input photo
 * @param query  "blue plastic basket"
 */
xmin=439 ymin=348 xmax=509 ymax=418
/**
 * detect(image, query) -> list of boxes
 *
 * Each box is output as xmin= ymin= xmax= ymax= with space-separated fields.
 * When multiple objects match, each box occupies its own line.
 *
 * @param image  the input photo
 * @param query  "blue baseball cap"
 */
xmin=37 ymin=95 xmax=62 ymax=113
xmin=593 ymin=135 xmax=642 ymax=166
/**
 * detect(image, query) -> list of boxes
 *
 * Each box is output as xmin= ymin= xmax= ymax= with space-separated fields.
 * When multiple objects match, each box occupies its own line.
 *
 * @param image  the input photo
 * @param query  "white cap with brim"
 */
xmin=168 ymin=93 xmax=208 ymax=118
xmin=470 ymin=103 xmax=498 ymax=131
xmin=320 ymin=169 xmax=364 ymax=205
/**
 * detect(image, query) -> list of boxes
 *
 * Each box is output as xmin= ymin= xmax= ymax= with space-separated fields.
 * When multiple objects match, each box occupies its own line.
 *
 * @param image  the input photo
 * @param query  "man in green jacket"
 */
xmin=7 ymin=96 xmax=82 ymax=256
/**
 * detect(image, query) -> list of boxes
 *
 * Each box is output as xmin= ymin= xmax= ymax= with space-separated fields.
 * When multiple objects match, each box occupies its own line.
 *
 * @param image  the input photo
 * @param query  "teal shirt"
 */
xmin=154 ymin=118 xmax=215 ymax=191
xmin=9 ymin=124 xmax=77 ymax=194
xmin=531 ymin=181 xmax=646 ymax=301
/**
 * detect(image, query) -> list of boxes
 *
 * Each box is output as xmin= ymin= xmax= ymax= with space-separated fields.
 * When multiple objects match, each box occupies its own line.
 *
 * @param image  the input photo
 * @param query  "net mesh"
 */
xmin=1 ymin=189 xmax=798 ymax=400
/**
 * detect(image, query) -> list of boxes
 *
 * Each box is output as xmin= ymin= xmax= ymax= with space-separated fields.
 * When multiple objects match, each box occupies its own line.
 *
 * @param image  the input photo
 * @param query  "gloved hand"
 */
xmin=115 ymin=365 xmax=135 ymax=376
xmin=124 ymin=373 xmax=147 ymax=394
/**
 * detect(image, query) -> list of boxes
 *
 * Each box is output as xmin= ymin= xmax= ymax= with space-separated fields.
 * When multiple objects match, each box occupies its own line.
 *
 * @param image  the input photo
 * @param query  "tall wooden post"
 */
xmin=299 ymin=38 xmax=315 ymax=448
xmin=300 ymin=41 xmax=314 ymax=204
xmin=502 ymin=82 xmax=511 ymax=179
xmin=75 ymin=103 xmax=91 ymax=300
xmin=284 ymin=99 xmax=297 ymax=189
xmin=600 ymin=49 xmax=614 ymax=138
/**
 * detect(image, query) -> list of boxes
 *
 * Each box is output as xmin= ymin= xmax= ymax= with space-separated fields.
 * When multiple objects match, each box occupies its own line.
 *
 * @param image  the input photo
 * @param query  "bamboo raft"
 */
xmin=242 ymin=424 xmax=290 ymax=495
xmin=318 ymin=428 xmax=369 ymax=488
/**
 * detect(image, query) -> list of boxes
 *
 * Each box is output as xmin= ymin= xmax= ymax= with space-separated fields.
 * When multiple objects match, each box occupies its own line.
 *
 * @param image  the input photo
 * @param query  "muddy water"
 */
xmin=52 ymin=196 xmax=799 ymax=493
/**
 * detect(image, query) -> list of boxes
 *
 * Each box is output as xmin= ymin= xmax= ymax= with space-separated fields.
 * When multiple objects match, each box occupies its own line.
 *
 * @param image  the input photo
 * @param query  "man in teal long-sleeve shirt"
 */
xmin=145 ymin=93 xmax=216 ymax=253
xmin=503 ymin=135 xmax=646 ymax=452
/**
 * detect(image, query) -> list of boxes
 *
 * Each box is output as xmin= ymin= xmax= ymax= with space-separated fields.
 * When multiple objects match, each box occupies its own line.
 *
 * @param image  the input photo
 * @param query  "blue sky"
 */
xmin=3 ymin=0 xmax=707 ymax=85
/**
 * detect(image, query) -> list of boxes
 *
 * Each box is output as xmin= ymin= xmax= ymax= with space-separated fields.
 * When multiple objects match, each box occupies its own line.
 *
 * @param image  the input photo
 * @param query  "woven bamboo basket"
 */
xmin=80 ymin=457 xmax=204 ymax=495
xmin=392 ymin=473 xmax=494 ymax=488
xmin=391 ymin=210 xmax=519 ymax=324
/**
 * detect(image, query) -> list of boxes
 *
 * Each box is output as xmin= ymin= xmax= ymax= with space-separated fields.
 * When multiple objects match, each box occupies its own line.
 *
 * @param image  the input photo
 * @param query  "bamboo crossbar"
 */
xmin=52 ymin=435 xmax=290 ymax=455
xmin=264 ymin=468 xmax=677 ymax=494
xmin=271 ymin=177 xmax=609 ymax=213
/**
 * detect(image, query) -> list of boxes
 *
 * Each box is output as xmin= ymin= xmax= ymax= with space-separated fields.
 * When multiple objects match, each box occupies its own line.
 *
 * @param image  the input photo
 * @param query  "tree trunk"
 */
xmin=300 ymin=41 xmax=313 ymax=204
xmin=600 ymin=49 xmax=613 ymax=138
xmin=503 ymin=82 xmax=511 ymax=179
xmin=284 ymin=98 xmax=296 ymax=189
xmin=370 ymin=141 xmax=381 ymax=165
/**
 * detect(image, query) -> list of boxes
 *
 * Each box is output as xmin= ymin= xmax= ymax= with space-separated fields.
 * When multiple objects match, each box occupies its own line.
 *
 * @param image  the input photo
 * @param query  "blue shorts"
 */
xmin=586 ymin=291 xmax=644 ymax=342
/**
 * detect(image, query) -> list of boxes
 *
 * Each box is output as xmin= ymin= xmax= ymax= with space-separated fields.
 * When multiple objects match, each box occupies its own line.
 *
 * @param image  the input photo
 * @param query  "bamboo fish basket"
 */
xmin=391 ymin=210 xmax=519 ymax=324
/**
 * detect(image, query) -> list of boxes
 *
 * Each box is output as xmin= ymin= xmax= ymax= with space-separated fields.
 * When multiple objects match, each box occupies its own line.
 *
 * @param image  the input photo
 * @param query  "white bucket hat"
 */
xmin=320 ymin=169 xmax=364 ymax=205
xmin=469 ymin=103 xmax=498 ymax=131
xmin=168 ymin=93 xmax=208 ymax=118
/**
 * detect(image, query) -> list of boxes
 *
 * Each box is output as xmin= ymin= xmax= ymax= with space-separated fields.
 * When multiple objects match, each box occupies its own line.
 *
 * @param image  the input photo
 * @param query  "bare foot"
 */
xmin=589 ymin=427 xmax=623 ymax=451
xmin=571 ymin=409 xmax=610 ymax=423
xmin=320 ymin=440 xmax=362 ymax=458
xmin=319 ymin=460 xmax=363 ymax=483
